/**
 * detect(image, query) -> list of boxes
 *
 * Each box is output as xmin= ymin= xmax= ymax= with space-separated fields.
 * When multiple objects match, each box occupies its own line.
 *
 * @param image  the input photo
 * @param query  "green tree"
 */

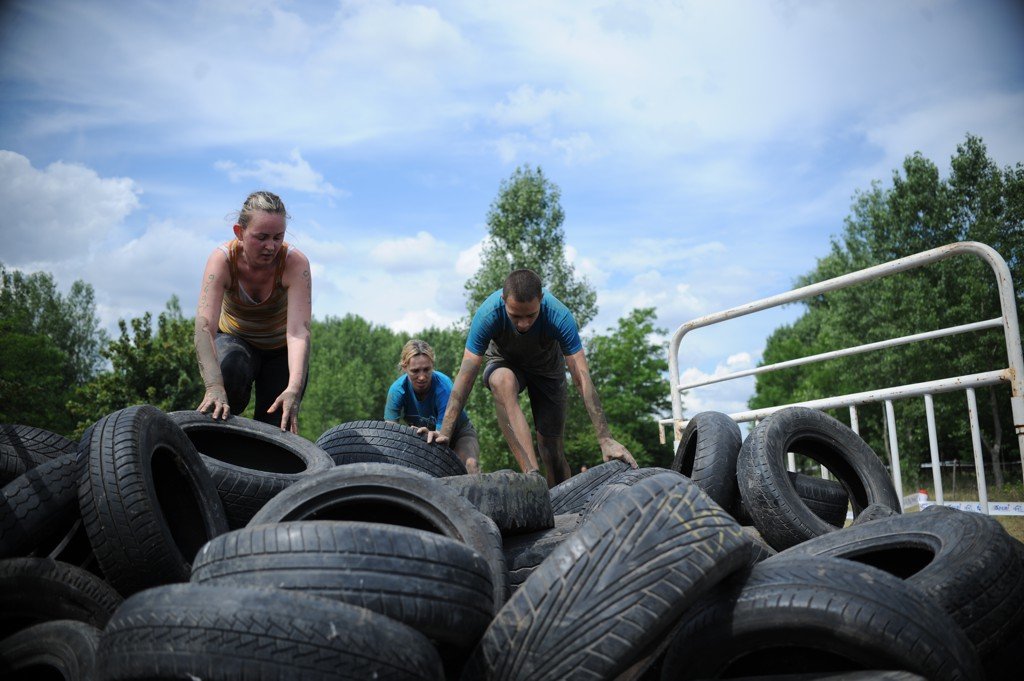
xmin=0 ymin=320 xmax=69 ymax=431
xmin=0 ymin=266 xmax=106 ymax=386
xmin=70 ymin=296 xmax=203 ymax=435
xmin=0 ymin=264 xmax=107 ymax=434
xmin=750 ymin=134 xmax=1023 ymax=490
xmin=564 ymin=308 xmax=674 ymax=470
xmin=300 ymin=315 xmax=404 ymax=441
xmin=465 ymin=165 xmax=597 ymax=326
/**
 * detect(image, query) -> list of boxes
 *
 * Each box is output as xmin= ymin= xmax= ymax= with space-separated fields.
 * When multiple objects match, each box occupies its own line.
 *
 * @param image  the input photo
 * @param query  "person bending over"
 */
xmin=385 ymin=339 xmax=481 ymax=474
xmin=194 ymin=190 xmax=312 ymax=433
xmin=424 ymin=269 xmax=636 ymax=487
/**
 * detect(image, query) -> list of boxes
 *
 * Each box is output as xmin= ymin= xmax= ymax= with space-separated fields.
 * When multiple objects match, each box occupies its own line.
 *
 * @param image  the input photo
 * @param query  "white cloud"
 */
xmin=455 ymin=239 xmax=486 ymax=278
xmin=215 ymin=150 xmax=343 ymax=197
xmin=391 ymin=308 xmax=457 ymax=334
xmin=679 ymin=353 xmax=758 ymax=419
xmin=0 ymin=151 xmax=140 ymax=266
xmin=492 ymin=85 xmax=579 ymax=128
xmin=369 ymin=231 xmax=448 ymax=271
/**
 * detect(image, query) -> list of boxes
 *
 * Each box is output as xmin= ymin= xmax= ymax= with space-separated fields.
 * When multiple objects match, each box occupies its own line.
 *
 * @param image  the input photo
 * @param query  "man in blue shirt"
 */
xmin=424 ymin=269 xmax=637 ymax=486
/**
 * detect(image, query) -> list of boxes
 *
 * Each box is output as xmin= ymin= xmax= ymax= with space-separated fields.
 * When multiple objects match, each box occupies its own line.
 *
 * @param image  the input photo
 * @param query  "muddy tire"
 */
xmin=776 ymin=505 xmax=1024 ymax=659
xmin=317 ymin=420 xmax=465 ymax=477
xmin=0 ymin=425 xmax=75 ymax=485
xmin=660 ymin=556 xmax=983 ymax=681
xmin=736 ymin=407 xmax=899 ymax=550
xmin=440 ymin=470 xmax=554 ymax=535
xmin=466 ymin=471 xmax=750 ymax=680
xmin=0 ymin=453 xmax=82 ymax=558
xmin=97 ymin=583 xmax=443 ymax=680
xmin=78 ymin=406 xmax=229 ymax=595
xmin=192 ymin=520 xmax=493 ymax=647
xmin=0 ymin=557 xmax=121 ymax=639
xmin=0 ymin=619 xmax=99 ymax=680
xmin=548 ymin=460 xmax=630 ymax=515
xmin=671 ymin=411 xmax=742 ymax=514
xmin=249 ymin=462 xmax=508 ymax=610
xmin=169 ymin=411 xmax=334 ymax=527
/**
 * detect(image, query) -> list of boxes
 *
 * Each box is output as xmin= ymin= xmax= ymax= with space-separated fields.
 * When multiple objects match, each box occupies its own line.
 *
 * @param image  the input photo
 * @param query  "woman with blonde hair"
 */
xmin=194 ymin=190 xmax=312 ymax=433
xmin=385 ymin=339 xmax=480 ymax=473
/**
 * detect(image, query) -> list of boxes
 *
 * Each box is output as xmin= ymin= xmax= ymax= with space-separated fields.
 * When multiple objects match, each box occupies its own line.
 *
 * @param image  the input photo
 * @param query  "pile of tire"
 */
xmin=1 ymin=405 xmax=1022 ymax=679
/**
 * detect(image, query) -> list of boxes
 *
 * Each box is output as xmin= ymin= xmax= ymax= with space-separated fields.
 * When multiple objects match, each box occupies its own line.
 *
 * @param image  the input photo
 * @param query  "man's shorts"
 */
xmin=482 ymin=359 xmax=568 ymax=437
xmin=450 ymin=418 xmax=479 ymax=451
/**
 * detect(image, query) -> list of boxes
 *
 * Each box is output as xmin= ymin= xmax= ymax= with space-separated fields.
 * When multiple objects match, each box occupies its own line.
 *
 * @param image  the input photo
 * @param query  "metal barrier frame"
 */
xmin=662 ymin=241 xmax=1024 ymax=515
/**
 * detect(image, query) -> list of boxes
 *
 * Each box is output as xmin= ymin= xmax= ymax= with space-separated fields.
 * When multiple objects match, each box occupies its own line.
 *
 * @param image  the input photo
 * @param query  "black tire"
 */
xmin=97 ymin=583 xmax=444 ymax=681
xmin=1 ymin=425 xmax=75 ymax=485
xmin=548 ymin=460 xmax=630 ymax=515
xmin=440 ymin=469 xmax=554 ymax=535
xmin=580 ymin=466 xmax=673 ymax=523
xmin=78 ymin=406 xmax=229 ymax=595
xmin=734 ymin=472 xmax=850 ymax=528
xmin=0 ymin=558 xmax=122 ymax=639
xmin=192 ymin=520 xmax=493 ymax=647
xmin=741 ymin=525 xmax=777 ymax=567
xmin=0 ymin=619 xmax=100 ymax=680
xmin=0 ymin=453 xmax=82 ymax=558
xmin=466 ymin=471 xmax=751 ymax=680
xmin=736 ymin=407 xmax=900 ymax=550
xmin=249 ymin=462 xmax=508 ymax=611
xmin=660 ymin=556 xmax=983 ymax=681
xmin=671 ymin=411 xmax=743 ymax=514
xmin=317 ymin=420 xmax=466 ymax=477
xmin=168 ymin=411 xmax=334 ymax=527
xmin=45 ymin=518 xmax=101 ymax=575
xmin=788 ymin=472 xmax=849 ymax=527
xmin=776 ymin=505 xmax=1024 ymax=658
xmin=850 ymin=502 xmax=898 ymax=525
xmin=503 ymin=513 xmax=581 ymax=592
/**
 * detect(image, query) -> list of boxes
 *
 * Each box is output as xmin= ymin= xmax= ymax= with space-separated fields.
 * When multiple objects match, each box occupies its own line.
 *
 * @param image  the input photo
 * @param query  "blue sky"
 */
xmin=2 ymin=0 xmax=1022 ymax=419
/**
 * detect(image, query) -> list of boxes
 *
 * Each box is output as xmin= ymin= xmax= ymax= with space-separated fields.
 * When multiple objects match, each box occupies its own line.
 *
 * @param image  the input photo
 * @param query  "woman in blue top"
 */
xmin=385 ymin=339 xmax=480 ymax=473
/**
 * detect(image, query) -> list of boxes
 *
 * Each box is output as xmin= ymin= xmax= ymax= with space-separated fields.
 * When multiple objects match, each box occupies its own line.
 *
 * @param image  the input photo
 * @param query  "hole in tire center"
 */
xmin=720 ymin=645 xmax=863 ymax=676
xmin=6 ymin=663 xmax=68 ymax=681
xmin=152 ymin=445 xmax=211 ymax=561
xmin=184 ymin=429 xmax=305 ymax=473
xmin=298 ymin=500 xmax=445 ymax=535
xmin=836 ymin=545 xmax=936 ymax=579
xmin=788 ymin=438 xmax=869 ymax=509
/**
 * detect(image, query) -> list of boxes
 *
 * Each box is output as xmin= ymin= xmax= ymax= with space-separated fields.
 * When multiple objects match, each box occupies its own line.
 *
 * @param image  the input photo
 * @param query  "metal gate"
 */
xmin=661 ymin=241 xmax=1024 ymax=515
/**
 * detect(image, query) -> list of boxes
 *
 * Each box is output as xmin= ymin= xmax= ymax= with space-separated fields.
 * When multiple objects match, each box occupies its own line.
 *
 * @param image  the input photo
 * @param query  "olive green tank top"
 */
xmin=217 ymin=239 xmax=290 ymax=350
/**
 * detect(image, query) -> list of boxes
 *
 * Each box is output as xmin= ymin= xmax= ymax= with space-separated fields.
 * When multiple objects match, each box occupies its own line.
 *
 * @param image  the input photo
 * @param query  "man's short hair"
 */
xmin=503 ymin=269 xmax=543 ymax=303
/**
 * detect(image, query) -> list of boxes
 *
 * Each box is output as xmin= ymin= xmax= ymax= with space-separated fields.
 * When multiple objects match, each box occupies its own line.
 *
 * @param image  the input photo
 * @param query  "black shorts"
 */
xmin=482 ymin=359 xmax=568 ymax=438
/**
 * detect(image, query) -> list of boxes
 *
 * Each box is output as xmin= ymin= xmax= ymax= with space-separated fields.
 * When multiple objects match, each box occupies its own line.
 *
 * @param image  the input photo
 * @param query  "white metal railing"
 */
xmin=661 ymin=241 xmax=1024 ymax=515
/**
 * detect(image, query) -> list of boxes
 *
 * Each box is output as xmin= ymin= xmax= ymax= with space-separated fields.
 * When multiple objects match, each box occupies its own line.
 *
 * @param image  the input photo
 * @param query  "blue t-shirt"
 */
xmin=384 ymin=370 xmax=469 ymax=431
xmin=466 ymin=289 xmax=582 ymax=378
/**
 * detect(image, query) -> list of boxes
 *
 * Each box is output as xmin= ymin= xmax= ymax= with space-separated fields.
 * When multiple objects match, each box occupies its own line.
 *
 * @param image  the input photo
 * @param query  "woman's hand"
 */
xmin=268 ymin=388 xmax=302 ymax=434
xmin=416 ymin=427 xmax=449 ymax=445
xmin=198 ymin=386 xmax=231 ymax=421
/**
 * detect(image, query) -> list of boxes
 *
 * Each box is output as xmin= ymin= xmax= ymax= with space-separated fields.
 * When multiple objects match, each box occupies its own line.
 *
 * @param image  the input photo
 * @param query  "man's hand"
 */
xmin=600 ymin=438 xmax=638 ymax=469
xmin=417 ymin=427 xmax=449 ymax=446
xmin=197 ymin=385 xmax=230 ymax=421
xmin=267 ymin=388 xmax=302 ymax=434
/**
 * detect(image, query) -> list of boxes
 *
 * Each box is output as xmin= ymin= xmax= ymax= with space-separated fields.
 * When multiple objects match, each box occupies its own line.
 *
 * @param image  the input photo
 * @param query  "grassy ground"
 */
xmin=910 ymin=476 xmax=1024 ymax=542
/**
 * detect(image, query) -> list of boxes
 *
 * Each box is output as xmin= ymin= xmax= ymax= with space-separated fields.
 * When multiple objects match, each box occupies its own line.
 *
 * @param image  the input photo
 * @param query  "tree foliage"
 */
xmin=70 ymin=296 xmax=203 ymax=436
xmin=564 ymin=308 xmax=673 ymax=470
xmin=750 ymin=134 xmax=1024 ymax=488
xmin=0 ymin=264 xmax=107 ymax=434
xmin=464 ymin=165 xmax=597 ymax=327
